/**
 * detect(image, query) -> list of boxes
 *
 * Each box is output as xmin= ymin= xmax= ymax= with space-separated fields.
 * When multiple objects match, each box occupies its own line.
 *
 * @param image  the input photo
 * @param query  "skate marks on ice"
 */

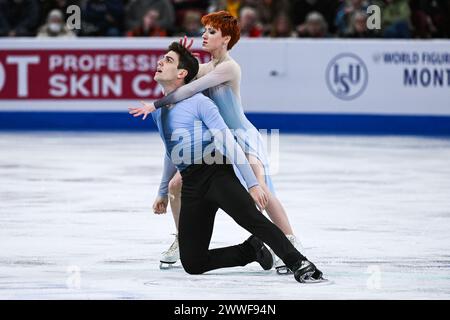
xmin=0 ymin=133 xmax=449 ymax=299
xmin=145 ymin=266 xmax=334 ymax=290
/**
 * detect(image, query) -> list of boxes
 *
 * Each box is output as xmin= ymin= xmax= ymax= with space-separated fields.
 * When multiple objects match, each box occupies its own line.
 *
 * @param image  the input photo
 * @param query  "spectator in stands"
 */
xmin=172 ymin=0 xmax=209 ymax=12
xmin=125 ymin=0 xmax=174 ymax=32
xmin=80 ymin=0 xmax=124 ymax=36
xmin=239 ymin=6 xmax=263 ymax=37
xmin=0 ymin=0 xmax=40 ymax=36
xmin=269 ymin=12 xmax=296 ymax=37
xmin=346 ymin=11 xmax=378 ymax=38
xmin=290 ymin=0 xmax=340 ymax=35
xmin=248 ymin=0 xmax=291 ymax=35
xmin=410 ymin=0 xmax=450 ymax=38
xmin=208 ymin=0 xmax=242 ymax=18
xmin=428 ymin=0 xmax=450 ymax=38
xmin=171 ymin=0 xmax=208 ymax=33
xmin=40 ymin=0 xmax=81 ymax=26
xmin=127 ymin=7 xmax=167 ymax=37
xmin=209 ymin=0 xmax=287 ymax=34
xmin=178 ymin=10 xmax=203 ymax=37
xmin=335 ymin=0 xmax=369 ymax=36
xmin=297 ymin=11 xmax=329 ymax=38
xmin=1 ymin=0 xmax=448 ymax=39
xmin=410 ymin=0 xmax=435 ymax=38
xmin=36 ymin=9 xmax=76 ymax=38
xmin=374 ymin=0 xmax=411 ymax=38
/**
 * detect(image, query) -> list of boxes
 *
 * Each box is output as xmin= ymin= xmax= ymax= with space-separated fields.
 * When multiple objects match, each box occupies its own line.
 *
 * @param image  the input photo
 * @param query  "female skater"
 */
xmin=130 ymin=11 xmax=301 ymax=273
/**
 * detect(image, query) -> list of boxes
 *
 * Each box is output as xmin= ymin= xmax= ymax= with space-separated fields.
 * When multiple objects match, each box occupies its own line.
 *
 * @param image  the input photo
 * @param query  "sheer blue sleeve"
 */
xmin=157 ymin=153 xmax=178 ymax=197
xmin=198 ymin=98 xmax=258 ymax=189
xmin=154 ymin=61 xmax=237 ymax=108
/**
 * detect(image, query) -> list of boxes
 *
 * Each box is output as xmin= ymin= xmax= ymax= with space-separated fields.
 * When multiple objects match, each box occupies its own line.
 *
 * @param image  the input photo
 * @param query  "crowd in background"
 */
xmin=0 ymin=0 xmax=449 ymax=39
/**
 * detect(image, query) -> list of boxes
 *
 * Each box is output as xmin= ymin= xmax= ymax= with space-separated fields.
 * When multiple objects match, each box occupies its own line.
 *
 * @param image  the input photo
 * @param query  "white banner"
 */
xmin=234 ymin=39 xmax=450 ymax=116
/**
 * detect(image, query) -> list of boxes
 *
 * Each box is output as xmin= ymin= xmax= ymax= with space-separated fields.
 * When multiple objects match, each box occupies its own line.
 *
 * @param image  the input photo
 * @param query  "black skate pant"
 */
xmin=178 ymin=162 xmax=302 ymax=275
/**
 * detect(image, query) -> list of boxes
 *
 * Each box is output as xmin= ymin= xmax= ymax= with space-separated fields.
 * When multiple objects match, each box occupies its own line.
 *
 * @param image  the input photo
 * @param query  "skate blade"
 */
xmin=297 ymin=270 xmax=315 ymax=283
xmin=275 ymin=266 xmax=293 ymax=275
xmin=301 ymin=279 xmax=332 ymax=285
xmin=302 ymin=277 xmax=331 ymax=285
xmin=159 ymin=261 xmax=177 ymax=270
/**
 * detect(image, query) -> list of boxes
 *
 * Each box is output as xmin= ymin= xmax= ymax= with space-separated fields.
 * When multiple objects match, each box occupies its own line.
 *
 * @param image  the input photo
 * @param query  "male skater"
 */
xmin=129 ymin=42 xmax=323 ymax=283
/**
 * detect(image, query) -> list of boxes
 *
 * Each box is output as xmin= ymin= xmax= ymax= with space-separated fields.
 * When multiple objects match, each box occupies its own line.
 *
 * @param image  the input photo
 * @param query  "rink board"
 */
xmin=0 ymin=111 xmax=449 ymax=135
xmin=0 ymin=38 xmax=449 ymax=134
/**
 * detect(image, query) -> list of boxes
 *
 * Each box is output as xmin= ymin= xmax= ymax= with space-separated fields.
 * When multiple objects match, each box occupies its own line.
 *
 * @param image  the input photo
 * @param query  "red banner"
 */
xmin=0 ymin=49 xmax=209 ymax=99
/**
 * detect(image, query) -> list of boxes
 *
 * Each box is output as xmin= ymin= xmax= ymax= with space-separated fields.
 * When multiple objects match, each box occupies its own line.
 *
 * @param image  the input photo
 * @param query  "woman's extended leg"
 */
xmin=168 ymin=171 xmax=183 ymax=231
xmin=246 ymin=154 xmax=294 ymax=236
xmin=159 ymin=171 xmax=183 ymax=269
xmin=246 ymin=154 xmax=302 ymax=273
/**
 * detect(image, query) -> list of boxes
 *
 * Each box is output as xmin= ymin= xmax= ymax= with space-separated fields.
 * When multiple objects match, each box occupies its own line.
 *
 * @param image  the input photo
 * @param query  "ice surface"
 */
xmin=0 ymin=132 xmax=449 ymax=299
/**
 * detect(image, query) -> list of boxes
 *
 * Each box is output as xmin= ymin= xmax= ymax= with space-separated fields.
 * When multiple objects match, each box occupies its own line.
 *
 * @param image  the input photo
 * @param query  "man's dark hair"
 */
xmin=168 ymin=42 xmax=199 ymax=84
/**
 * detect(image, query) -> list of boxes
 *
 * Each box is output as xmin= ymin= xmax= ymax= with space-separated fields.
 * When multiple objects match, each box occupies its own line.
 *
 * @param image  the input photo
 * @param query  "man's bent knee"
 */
xmin=180 ymin=256 xmax=207 ymax=275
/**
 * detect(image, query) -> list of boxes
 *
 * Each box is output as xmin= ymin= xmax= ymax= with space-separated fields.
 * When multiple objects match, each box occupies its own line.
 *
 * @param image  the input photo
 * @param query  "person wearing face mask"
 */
xmin=36 ymin=9 xmax=76 ymax=38
xmin=129 ymin=11 xmax=324 ymax=281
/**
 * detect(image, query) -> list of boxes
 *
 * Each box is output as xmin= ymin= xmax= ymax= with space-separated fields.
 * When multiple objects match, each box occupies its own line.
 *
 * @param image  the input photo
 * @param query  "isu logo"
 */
xmin=0 ymin=61 xmax=5 ymax=93
xmin=326 ymin=53 xmax=368 ymax=100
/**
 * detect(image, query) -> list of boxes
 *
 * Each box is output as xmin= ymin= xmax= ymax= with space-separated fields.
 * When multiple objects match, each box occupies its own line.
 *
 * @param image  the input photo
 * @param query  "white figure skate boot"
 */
xmin=159 ymin=234 xmax=179 ymax=269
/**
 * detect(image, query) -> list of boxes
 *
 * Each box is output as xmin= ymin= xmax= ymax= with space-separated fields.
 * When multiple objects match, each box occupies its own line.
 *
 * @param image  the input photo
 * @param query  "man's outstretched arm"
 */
xmin=128 ymin=62 xmax=237 ymax=119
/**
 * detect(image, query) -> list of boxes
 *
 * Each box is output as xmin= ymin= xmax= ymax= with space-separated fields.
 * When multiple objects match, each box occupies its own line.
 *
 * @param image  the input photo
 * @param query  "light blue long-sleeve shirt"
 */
xmin=152 ymin=92 xmax=259 ymax=197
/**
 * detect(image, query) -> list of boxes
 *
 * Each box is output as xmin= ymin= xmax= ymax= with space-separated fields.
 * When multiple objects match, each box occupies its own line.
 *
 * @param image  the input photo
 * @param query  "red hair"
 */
xmin=201 ymin=11 xmax=240 ymax=50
